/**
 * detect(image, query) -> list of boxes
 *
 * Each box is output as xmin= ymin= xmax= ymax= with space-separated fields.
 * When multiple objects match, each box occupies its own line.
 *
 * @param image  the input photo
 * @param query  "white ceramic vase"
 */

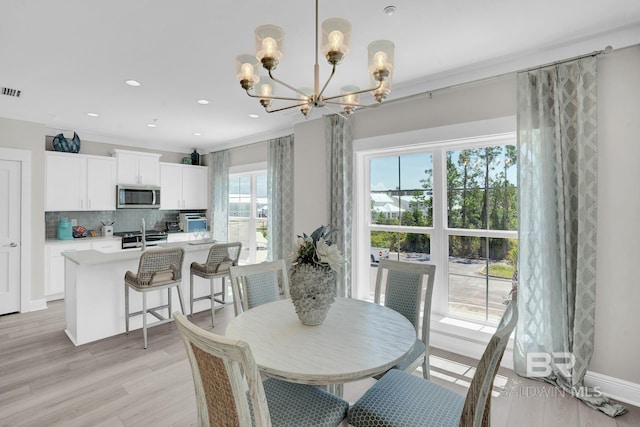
xmin=289 ymin=263 xmax=336 ymax=326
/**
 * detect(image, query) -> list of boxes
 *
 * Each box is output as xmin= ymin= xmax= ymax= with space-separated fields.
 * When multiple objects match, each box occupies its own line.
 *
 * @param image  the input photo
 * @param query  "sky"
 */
xmin=371 ymin=147 xmax=518 ymax=192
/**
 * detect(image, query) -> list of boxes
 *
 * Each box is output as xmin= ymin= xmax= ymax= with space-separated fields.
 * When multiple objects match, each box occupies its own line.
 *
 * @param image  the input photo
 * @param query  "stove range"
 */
xmin=114 ymin=230 xmax=168 ymax=249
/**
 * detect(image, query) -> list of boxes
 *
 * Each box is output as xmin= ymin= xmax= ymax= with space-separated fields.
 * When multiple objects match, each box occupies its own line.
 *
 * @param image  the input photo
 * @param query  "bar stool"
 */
xmin=125 ymin=247 xmax=185 ymax=349
xmin=189 ymin=242 xmax=242 ymax=326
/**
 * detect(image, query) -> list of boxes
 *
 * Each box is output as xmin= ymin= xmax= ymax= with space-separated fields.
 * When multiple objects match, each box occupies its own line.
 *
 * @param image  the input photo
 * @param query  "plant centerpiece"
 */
xmin=288 ymin=225 xmax=343 ymax=325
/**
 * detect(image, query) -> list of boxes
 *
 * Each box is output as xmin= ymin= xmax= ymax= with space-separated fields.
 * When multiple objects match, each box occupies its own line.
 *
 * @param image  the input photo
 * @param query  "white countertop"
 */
xmin=45 ymin=235 xmax=121 ymax=245
xmin=62 ymin=240 xmax=217 ymax=266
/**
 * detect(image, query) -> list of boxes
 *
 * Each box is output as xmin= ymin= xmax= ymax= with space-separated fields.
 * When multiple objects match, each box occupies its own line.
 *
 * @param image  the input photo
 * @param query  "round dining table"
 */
xmin=225 ymin=297 xmax=416 ymax=390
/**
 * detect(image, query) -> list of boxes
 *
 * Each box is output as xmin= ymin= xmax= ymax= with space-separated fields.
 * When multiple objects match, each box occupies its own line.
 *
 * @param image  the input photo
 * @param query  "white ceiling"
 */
xmin=1 ymin=0 xmax=639 ymax=153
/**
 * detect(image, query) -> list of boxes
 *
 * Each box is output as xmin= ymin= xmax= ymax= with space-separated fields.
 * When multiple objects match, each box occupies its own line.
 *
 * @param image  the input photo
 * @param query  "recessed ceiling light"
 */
xmin=384 ymin=5 xmax=397 ymax=15
xmin=248 ymin=114 xmax=260 ymax=119
xmin=193 ymin=132 xmax=202 ymax=136
xmin=197 ymin=99 xmax=210 ymax=105
xmin=86 ymin=112 xmax=99 ymax=117
xmin=146 ymin=123 xmax=157 ymax=128
xmin=125 ymin=80 xmax=141 ymax=87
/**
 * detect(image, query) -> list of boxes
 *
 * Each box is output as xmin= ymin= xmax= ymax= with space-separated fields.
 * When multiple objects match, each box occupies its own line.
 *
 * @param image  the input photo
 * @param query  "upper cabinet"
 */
xmin=45 ymin=152 xmax=117 ymax=211
xmin=160 ymin=163 xmax=208 ymax=210
xmin=112 ymin=149 xmax=161 ymax=185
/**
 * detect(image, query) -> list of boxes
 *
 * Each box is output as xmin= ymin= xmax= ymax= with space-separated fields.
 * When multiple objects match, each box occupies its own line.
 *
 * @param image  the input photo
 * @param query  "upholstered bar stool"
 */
xmin=125 ymin=247 xmax=185 ymax=349
xmin=189 ymin=242 xmax=242 ymax=326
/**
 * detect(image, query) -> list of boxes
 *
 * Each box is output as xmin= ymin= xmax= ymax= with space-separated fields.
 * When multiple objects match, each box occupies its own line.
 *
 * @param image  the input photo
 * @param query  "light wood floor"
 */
xmin=1 ymin=300 xmax=638 ymax=426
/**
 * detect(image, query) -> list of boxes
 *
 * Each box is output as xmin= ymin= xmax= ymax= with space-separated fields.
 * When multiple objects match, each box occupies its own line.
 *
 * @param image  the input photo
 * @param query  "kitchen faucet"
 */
xmin=141 ymin=218 xmax=146 ymax=251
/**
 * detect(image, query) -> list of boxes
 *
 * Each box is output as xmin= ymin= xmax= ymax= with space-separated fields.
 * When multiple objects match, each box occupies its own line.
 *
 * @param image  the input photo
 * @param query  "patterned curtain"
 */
xmin=267 ymin=135 xmax=294 ymax=262
xmin=325 ymin=115 xmax=353 ymax=298
xmin=209 ymin=150 xmax=229 ymax=242
xmin=515 ymin=57 xmax=626 ymax=417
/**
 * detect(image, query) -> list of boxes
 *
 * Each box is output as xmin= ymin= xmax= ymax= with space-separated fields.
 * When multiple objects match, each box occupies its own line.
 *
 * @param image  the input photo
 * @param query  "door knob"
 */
xmin=3 ymin=242 xmax=18 ymax=247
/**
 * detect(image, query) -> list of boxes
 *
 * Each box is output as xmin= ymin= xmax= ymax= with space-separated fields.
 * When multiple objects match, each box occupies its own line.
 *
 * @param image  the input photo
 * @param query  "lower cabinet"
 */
xmin=45 ymin=239 xmax=122 ymax=300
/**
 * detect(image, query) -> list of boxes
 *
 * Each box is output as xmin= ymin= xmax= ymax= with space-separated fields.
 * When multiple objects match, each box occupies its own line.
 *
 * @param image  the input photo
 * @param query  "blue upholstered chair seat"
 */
xmin=348 ymin=369 xmax=465 ymax=427
xmin=249 ymin=378 xmax=349 ymax=426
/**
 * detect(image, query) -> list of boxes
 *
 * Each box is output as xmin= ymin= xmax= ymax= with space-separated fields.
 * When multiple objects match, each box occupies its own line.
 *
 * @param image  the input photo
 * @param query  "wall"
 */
xmin=591 ymin=44 xmax=640 ymax=384
xmin=284 ymin=46 xmax=640 ymax=388
xmin=0 ymin=118 xmax=46 ymax=300
xmin=229 ymin=141 xmax=268 ymax=168
xmin=292 ymin=119 xmax=328 ymax=236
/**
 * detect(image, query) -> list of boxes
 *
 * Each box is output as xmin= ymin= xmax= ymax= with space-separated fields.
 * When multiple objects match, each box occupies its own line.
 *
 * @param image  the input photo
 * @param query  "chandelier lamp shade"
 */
xmin=235 ymin=0 xmax=395 ymax=118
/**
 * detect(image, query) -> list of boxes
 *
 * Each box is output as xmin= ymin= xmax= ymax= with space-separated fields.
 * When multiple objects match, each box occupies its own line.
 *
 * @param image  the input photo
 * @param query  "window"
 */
xmin=362 ymin=137 xmax=517 ymax=324
xmin=228 ymin=172 xmax=268 ymax=264
xmin=446 ymin=146 xmax=517 ymax=323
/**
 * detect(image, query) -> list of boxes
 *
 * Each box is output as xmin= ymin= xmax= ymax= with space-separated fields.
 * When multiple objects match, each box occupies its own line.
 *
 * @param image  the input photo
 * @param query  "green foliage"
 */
xmin=371 ymin=144 xmax=518 ymax=261
xmin=484 ymin=263 xmax=515 ymax=279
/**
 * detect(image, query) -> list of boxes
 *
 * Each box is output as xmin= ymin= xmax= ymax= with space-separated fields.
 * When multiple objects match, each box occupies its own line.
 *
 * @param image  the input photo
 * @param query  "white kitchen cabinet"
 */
xmin=45 ymin=241 xmax=92 ymax=300
xmin=45 ymin=152 xmax=116 ymax=211
xmin=113 ymin=149 xmax=161 ymax=185
xmin=45 ymin=238 xmax=122 ymax=300
xmin=160 ymin=163 xmax=207 ymax=210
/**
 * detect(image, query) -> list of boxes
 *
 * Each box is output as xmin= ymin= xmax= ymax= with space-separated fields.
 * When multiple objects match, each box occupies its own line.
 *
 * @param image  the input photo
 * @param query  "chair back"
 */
xmin=460 ymin=301 xmax=518 ymax=427
xmin=174 ymin=312 xmax=272 ymax=427
xmin=204 ymin=242 xmax=242 ymax=274
xmin=134 ymin=247 xmax=185 ymax=287
xmin=229 ymin=260 xmax=291 ymax=316
xmin=374 ymin=259 xmax=436 ymax=343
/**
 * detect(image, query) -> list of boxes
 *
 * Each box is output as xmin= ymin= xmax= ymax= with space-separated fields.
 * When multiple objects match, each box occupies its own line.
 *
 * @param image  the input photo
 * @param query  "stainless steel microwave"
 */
xmin=116 ymin=184 xmax=161 ymax=209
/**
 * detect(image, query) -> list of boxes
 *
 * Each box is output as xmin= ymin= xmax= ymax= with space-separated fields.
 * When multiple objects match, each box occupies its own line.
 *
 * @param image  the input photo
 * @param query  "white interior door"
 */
xmin=0 ymin=159 xmax=21 ymax=314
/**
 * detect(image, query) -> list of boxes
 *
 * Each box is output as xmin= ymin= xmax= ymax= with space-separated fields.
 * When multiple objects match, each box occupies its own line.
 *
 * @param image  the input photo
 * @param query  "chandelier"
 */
xmin=235 ymin=0 xmax=395 ymax=118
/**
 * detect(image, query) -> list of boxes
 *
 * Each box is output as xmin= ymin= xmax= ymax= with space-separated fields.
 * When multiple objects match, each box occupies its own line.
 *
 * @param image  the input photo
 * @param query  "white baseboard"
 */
xmin=430 ymin=325 xmax=639 ymax=407
xmin=585 ymin=371 xmax=640 ymax=407
xmin=28 ymin=298 xmax=47 ymax=312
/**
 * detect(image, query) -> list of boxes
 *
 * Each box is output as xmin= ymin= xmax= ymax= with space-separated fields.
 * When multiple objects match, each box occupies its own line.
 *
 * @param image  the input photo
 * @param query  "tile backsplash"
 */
xmin=45 ymin=209 xmax=205 ymax=239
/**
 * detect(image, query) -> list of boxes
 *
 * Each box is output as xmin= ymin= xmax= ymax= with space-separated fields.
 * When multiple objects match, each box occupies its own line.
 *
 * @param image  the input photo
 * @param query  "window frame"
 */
xmin=354 ymin=121 xmax=517 ymax=325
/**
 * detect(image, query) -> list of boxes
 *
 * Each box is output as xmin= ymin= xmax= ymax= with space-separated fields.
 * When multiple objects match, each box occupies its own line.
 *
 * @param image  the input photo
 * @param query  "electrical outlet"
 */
xmin=71 ymin=218 xmax=77 ymax=226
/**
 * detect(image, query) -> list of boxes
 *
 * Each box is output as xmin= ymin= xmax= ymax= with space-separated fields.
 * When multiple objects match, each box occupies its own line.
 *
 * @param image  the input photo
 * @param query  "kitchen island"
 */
xmin=62 ymin=241 xmax=220 ymax=346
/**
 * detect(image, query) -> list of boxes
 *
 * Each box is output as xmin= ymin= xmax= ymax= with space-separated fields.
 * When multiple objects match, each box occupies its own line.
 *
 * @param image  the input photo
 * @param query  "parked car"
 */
xmin=371 ymin=247 xmax=390 ymax=263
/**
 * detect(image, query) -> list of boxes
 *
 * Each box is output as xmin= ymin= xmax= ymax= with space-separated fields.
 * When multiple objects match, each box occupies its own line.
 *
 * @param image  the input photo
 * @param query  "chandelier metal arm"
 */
xmin=265 ymin=102 xmax=313 ymax=114
xmin=268 ymin=69 xmax=309 ymax=98
xmin=244 ymin=89 xmax=301 ymax=103
xmin=324 ymin=99 xmax=383 ymax=109
xmin=316 ymin=63 xmax=337 ymax=101
xmin=321 ymin=80 xmax=384 ymax=103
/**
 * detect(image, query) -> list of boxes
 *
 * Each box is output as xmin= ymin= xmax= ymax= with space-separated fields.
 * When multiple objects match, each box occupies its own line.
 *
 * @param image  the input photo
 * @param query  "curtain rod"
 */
xmin=380 ymin=45 xmax=613 ymax=107
xmin=518 ymin=45 xmax=612 ymax=74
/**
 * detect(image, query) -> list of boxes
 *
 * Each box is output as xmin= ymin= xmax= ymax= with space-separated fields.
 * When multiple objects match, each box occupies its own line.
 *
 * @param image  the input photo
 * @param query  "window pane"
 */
xmin=256 ymin=175 xmax=268 ymax=218
xmin=368 ymin=230 xmax=431 ymax=301
xmin=229 ymin=176 xmax=251 ymax=218
xmin=448 ymin=236 xmax=516 ymax=321
xmin=370 ymin=153 xmax=433 ymax=226
xmin=229 ymin=219 xmax=251 ymax=263
xmin=447 ymin=145 xmax=517 ymax=230
xmin=229 ymin=173 xmax=269 ymax=264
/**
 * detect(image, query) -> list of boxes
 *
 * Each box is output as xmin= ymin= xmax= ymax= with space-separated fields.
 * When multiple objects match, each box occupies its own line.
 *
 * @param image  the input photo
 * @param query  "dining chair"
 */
xmin=348 ymin=300 xmax=518 ymax=427
xmin=174 ymin=312 xmax=349 ymax=427
xmin=189 ymin=242 xmax=242 ymax=326
xmin=374 ymin=259 xmax=436 ymax=379
xmin=125 ymin=247 xmax=185 ymax=349
xmin=229 ymin=259 xmax=291 ymax=316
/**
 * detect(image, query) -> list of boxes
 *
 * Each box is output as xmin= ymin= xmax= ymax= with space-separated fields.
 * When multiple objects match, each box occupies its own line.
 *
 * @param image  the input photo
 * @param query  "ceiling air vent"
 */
xmin=1 ymin=87 xmax=22 ymax=97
